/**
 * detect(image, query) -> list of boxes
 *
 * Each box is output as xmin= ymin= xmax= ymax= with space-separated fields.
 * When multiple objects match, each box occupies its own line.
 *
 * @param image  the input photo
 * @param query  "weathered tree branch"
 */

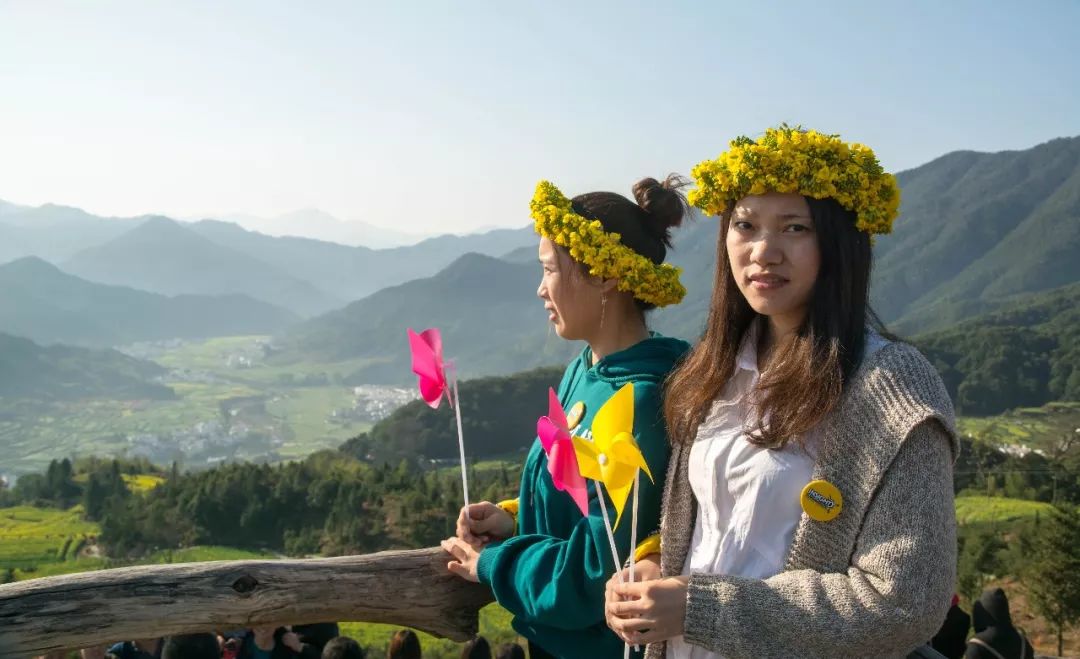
xmin=0 ymin=547 xmax=494 ymax=658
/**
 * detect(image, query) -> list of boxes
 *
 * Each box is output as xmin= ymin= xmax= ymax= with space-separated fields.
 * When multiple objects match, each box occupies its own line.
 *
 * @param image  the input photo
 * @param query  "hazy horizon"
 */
xmin=2 ymin=0 xmax=1079 ymax=235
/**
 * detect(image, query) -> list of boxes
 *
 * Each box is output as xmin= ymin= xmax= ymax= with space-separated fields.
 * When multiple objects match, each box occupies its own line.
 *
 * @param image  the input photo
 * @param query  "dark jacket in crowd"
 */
xmin=236 ymin=631 xmax=298 ymax=659
xmin=964 ymin=589 xmax=1034 ymax=659
xmin=290 ymin=623 xmax=340 ymax=659
xmin=932 ymin=598 xmax=972 ymax=659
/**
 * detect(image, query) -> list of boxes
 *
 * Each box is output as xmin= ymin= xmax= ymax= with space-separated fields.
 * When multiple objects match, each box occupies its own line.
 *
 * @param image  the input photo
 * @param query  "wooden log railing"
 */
xmin=0 ymin=547 xmax=494 ymax=658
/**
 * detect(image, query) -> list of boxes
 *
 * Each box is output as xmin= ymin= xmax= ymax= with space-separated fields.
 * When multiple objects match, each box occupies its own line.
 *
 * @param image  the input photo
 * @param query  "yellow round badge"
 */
xmin=800 ymin=480 xmax=843 ymax=522
xmin=565 ymin=401 xmax=586 ymax=431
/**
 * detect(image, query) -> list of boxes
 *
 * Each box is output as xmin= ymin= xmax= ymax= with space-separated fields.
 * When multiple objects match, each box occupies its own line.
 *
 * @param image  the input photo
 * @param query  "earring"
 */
xmin=600 ymin=293 xmax=607 ymax=331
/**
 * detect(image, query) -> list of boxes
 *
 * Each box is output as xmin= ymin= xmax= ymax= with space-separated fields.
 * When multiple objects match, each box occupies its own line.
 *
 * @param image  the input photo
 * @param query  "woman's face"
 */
xmin=726 ymin=192 xmax=820 ymax=332
xmin=537 ymin=237 xmax=604 ymax=340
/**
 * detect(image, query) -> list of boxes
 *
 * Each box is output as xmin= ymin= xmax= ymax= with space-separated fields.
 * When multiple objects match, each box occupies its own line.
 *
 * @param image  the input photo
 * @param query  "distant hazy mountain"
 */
xmin=0 ymin=196 xmax=537 ymax=308
xmin=212 ymin=208 xmax=428 ymax=248
xmin=282 ymin=252 xmax=581 ymax=383
xmin=0 ymin=202 xmax=139 ymax=264
xmin=62 ymin=216 xmax=344 ymax=316
xmin=188 ymin=219 xmax=536 ymax=302
xmin=0 ymin=256 xmax=298 ymax=346
xmin=0 ymin=331 xmax=174 ymax=400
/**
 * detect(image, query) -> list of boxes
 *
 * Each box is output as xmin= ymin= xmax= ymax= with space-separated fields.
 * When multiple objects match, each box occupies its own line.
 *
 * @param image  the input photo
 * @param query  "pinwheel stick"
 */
xmin=629 ymin=471 xmax=639 ymax=585
xmin=594 ymin=481 xmax=623 ymax=585
xmin=628 ymin=471 xmax=641 ymax=655
xmin=448 ymin=362 xmax=470 ymax=508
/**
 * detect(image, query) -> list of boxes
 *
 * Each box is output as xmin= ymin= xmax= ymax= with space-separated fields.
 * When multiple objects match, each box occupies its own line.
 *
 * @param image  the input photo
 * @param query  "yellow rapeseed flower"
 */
xmin=688 ymin=125 xmax=900 ymax=235
xmin=530 ymin=181 xmax=686 ymax=307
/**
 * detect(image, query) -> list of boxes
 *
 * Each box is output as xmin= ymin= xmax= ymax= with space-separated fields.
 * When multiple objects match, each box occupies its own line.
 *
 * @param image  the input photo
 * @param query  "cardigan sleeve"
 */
xmin=681 ymin=420 xmax=957 ymax=659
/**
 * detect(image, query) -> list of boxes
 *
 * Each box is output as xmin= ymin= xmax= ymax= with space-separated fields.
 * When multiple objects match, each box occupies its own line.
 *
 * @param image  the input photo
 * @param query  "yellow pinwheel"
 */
xmin=572 ymin=382 xmax=653 ymax=529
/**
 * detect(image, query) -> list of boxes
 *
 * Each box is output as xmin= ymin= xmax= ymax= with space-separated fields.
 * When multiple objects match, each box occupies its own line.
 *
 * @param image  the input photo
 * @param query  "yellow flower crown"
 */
xmin=688 ymin=125 xmax=901 ymax=235
xmin=530 ymin=180 xmax=686 ymax=308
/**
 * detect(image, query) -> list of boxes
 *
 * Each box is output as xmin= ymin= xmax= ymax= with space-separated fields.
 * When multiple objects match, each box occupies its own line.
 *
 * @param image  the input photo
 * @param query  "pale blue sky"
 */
xmin=1 ymin=0 xmax=1078 ymax=233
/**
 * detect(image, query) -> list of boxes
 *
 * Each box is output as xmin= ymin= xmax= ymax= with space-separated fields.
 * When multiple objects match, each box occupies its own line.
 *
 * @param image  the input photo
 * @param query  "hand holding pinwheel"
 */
xmin=572 ymin=382 xmax=653 ymax=657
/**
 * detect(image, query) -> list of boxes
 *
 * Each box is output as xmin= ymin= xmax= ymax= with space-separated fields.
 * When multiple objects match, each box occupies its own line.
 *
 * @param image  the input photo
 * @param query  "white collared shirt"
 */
xmin=667 ymin=326 xmax=889 ymax=659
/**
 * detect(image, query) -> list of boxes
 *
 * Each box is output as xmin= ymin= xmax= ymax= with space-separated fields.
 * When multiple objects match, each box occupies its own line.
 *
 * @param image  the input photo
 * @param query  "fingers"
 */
xmin=470 ymin=515 xmax=503 ymax=535
xmin=627 ymin=626 xmax=672 ymax=645
xmin=458 ymin=503 xmax=497 ymax=536
xmin=610 ymin=578 xmax=648 ymax=600
xmin=606 ymin=597 xmax=649 ymax=619
xmin=441 ymin=537 xmax=467 ymax=560
xmin=467 ymin=502 xmax=496 ymax=516
xmin=455 ymin=509 xmax=472 ymax=542
xmin=609 ymin=574 xmax=648 ymax=600
xmin=607 ymin=613 xmax=658 ymax=635
xmin=446 ymin=560 xmax=472 ymax=581
xmin=457 ymin=508 xmax=493 ymax=548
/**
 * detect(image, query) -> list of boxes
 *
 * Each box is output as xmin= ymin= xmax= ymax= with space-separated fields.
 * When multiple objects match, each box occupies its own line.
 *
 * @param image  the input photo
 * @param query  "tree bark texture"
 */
xmin=0 ymin=547 xmax=494 ymax=658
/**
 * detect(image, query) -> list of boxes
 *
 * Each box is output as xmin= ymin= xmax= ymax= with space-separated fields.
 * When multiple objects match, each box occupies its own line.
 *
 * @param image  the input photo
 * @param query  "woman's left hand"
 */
xmin=605 ymin=574 xmax=689 ymax=645
xmin=441 ymin=537 xmax=481 ymax=582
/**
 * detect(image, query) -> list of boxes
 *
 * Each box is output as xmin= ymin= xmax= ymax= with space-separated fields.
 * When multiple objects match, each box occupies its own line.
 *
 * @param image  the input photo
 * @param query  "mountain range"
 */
xmin=209 ymin=208 xmax=427 ymax=248
xmin=872 ymin=135 xmax=1080 ymax=333
xmin=0 ymin=201 xmax=537 ymax=317
xmin=914 ymin=282 xmax=1080 ymax=415
xmin=0 ymin=331 xmax=174 ymax=400
xmin=1 ymin=133 xmax=1077 ymax=379
xmin=280 ymin=252 xmax=582 ymax=382
xmin=277 ymin=135 xmax=1080 ymax=383
xmin=0 ymin=257 xmax=298 ymax=347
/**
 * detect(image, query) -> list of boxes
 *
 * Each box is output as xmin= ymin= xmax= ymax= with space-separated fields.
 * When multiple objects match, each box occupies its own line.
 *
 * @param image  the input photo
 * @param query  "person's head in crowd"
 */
xmin=494 ymin=643 xmax=525 ymax=659
xmin=105 ymin=639 xmax=161 ymax=659
xmin=251 ymin=625 xmax=278 ymax=645
xmin=460 ymin=636 xmax=491 ymax=659
xmin=161 ymin=633 xmax=220 ymax=659
xmin=387 ymin=629 xmax=421 ymax=659
xmin=322 ymin=636 xmax=365 ymax=659
xmin=972 ymin=587 xmax=1013 ymax=632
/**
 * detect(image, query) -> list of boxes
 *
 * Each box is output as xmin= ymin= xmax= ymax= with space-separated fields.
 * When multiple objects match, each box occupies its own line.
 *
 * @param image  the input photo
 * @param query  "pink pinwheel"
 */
xmin=408 ymin=328 xmax=450 ymax=409
xmin=407 ymin=326 xmax=470 ymax=506
xmin=537 ymin=387 xmax=589 ymax=516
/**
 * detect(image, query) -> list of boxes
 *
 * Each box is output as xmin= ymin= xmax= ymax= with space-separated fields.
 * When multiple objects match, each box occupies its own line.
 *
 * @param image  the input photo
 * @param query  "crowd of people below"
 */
xmin=33 ymin=625 xmax=527 ymax=659
xmin=931 ymin=589 xmax=1037 ymax=659
xmin=29 ymin=586 xmax=1046 ymax=659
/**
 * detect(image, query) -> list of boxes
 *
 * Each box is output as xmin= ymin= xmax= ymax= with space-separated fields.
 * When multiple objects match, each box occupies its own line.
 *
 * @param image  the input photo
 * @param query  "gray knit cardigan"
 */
xmin=647 ymin=342 xmax=959 ymax=659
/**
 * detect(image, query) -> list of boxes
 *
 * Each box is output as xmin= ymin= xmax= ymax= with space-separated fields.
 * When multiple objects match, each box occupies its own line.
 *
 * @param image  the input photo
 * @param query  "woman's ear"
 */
xmin=600 ymin=278 xmax=620 ymax=294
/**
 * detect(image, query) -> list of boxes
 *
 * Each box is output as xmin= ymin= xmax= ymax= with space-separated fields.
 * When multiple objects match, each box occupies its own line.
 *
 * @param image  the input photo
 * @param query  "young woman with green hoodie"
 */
xmin=440 ymin=176 xmax=692 ymax=659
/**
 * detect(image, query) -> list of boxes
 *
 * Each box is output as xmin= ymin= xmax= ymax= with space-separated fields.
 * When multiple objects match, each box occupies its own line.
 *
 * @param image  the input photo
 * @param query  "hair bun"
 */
xmin=632 ymin=174 xmax=689 ymax=247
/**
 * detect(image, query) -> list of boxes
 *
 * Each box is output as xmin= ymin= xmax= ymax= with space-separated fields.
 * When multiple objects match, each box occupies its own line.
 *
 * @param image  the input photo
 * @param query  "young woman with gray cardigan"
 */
xmin=604 ymin=127 xmax=957 ymax=659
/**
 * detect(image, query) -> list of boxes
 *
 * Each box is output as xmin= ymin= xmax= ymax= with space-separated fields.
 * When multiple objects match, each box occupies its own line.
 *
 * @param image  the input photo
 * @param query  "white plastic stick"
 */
xmin=629 ymin=470 xmax=639 ymax=585
xmin=594 ymin=480 xmax=623 ymax=584
xmin=448 ymin=361 xmax=469 ymax=508
xmin=629 ymin=470 xmax=641 ymax=654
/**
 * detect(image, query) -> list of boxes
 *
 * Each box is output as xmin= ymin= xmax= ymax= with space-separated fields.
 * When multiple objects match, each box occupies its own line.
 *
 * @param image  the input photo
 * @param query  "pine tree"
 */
xmin=1026 ymin=504 xmax=1080 ymax=657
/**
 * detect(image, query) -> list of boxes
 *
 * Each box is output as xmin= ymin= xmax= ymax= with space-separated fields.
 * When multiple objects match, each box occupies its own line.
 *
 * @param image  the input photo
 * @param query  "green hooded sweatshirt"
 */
xmin=476 ymin=334 xmax=690 ymax=659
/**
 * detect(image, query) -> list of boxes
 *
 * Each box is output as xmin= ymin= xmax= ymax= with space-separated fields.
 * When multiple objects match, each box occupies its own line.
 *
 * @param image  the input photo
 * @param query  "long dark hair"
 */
xmin=556 ymin=175 xmax=689 ymax=311
xmin=388 ymin=629 xmax=421 ymax=659
xmin=664 ymin=196 xmax=878 ymax=448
